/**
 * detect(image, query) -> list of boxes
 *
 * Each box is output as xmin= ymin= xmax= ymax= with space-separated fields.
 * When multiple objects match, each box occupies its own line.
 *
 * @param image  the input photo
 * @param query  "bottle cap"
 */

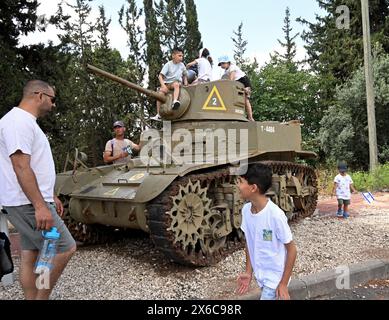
xmin=42 ymin=227 xmax=60 ymax=240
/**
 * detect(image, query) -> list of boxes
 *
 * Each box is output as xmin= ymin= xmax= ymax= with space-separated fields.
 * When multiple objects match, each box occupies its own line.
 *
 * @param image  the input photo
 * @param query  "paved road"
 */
xmin=314 ymin=279 xmax=389 ymax=300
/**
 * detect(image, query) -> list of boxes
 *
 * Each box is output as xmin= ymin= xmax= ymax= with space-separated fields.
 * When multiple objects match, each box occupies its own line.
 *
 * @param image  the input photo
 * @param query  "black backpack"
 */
xmin=0 ymin=232 xmax=14 ymax=279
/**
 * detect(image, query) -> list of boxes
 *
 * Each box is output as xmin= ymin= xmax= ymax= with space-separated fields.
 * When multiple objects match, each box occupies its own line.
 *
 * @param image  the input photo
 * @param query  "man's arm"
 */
xmin=10 ymin=151 xmax=54 ymax=231
xmin=103 ymin=151 xmax=127 ymax=164
xmin=276 ymin=241 xmax=297 ymax=300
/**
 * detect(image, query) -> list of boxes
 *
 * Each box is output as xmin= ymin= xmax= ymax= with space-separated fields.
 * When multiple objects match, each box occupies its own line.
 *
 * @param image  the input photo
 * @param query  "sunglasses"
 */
xmin=34 ymin=91 xmax=56 ymax=104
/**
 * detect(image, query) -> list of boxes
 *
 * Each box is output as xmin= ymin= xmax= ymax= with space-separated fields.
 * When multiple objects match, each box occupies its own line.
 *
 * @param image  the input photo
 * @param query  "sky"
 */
xmin=21 ymin=0 xmax=325 ymax=76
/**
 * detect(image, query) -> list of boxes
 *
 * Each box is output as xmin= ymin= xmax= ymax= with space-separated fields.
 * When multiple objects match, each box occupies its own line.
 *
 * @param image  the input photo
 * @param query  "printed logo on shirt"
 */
xmin=263 ymin=230 xmax=273 ymax=242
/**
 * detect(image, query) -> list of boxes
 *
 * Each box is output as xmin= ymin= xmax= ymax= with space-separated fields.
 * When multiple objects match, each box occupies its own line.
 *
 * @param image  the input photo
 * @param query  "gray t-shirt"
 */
xmin=160 ymin=61 xmax=188 ymax=84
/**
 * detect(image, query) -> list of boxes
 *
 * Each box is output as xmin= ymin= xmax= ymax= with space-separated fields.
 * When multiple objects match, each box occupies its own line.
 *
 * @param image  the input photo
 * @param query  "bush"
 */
xmin=317 ymin=163 xmax=389 ymax=195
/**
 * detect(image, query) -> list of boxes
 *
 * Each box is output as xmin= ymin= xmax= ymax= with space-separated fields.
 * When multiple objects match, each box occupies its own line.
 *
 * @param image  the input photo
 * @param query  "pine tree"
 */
xmin=232 ymin=23 xmax=248 ymax=67
xmin=184 ymin=0 xmax=202 ymax=62
xmin=144 ymin=0 xmax=163 ymax=92
xmin=273 ymin=7 xmax=299 ymax=64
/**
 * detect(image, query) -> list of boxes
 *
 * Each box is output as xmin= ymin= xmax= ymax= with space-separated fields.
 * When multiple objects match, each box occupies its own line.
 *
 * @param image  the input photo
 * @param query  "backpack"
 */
xmin=0 ymin=232 xmax=13 ymax=279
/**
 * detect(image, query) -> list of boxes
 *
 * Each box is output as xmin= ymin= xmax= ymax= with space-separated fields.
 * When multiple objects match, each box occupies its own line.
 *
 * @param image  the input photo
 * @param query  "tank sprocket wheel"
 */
xmin=146 ymin=168 xmax=245 ymax=266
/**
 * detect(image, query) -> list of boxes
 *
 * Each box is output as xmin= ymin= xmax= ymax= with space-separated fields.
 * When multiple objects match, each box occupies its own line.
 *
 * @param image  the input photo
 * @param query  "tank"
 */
xmin=55 ymin=64 xmax=318 ymax=266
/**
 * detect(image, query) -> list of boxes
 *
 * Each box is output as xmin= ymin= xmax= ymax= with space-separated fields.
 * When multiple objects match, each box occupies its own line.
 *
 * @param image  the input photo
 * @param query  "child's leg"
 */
xmin=244 ymin=88 xmax=254 ymax=121
xmin=156 ymin=87 xmax=168 ymax=115
xmin=172 ymin=82 xmax=181 ymax=101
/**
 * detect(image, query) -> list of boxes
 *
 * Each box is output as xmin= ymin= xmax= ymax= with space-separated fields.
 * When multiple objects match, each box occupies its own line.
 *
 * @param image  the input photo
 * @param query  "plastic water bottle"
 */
xmin=34 ymin=227 xmax=60 ymax=274
xmin=122 ymin=145 xmax=133 ymax=157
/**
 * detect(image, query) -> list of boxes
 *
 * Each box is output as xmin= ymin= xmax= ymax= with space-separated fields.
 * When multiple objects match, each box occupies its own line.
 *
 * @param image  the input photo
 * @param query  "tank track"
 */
xmin=146 ymin=161 xmax=318 ymax=266
xmin=60 ymin=196 xmax=125 ymax=245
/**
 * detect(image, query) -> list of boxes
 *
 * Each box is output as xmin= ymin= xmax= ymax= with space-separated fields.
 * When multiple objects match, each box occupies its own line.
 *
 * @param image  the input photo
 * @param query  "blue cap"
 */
xmin=43 ymin=227 xmax=60 ymax=240
xmin=218 ymin=55 xmax=231 ymax=66
xmin=338 ymin=163 xmax=348 ymax=172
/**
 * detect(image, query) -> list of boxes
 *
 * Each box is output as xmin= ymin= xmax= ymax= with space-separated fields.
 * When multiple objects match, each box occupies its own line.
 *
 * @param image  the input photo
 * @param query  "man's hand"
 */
xmin=35 ymin=205 xmax=54 ymax=231
xmin=54 ymin=195 xmax=64 ymax=218
xmin=276 ymin=283 xmax=290 ymax=300
xmin=237 ymin=273 xmax=252 ymax=295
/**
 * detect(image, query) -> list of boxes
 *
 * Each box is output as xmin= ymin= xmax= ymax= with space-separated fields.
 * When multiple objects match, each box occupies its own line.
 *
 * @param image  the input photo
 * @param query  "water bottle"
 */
xmin=34 ymin=227 xmax=60 ymax=274
xmin=122 ymin=145 xmax=133 ymax=157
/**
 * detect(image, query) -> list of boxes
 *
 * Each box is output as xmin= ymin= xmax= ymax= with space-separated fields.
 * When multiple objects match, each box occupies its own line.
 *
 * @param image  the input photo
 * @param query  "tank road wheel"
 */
xmin=59 ymin=195 xmax=112 ymax=245
xmin=293 ymin=166 xmax=318 ymax=218
xmin=146 ymin=169 xmax=245 ymax=266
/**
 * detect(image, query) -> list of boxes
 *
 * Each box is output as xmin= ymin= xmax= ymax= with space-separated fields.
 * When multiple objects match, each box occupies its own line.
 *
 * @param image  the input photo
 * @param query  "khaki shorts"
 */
xmin=2 ymin=203 xmax=76 ymax=253
xmin=338 ymin=199 xmax=351 ymax=206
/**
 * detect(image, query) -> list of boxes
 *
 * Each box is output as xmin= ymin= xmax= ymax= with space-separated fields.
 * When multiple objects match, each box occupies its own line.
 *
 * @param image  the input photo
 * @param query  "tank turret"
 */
xmin=87 ymin=64 xmax=248 ymax=122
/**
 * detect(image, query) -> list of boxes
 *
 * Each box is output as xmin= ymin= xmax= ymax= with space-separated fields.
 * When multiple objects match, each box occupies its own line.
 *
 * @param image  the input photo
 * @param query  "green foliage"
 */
xmin=351 ymin=163 xmax=389 ymax=191
xmin=184 ymin=0 xmax=202 ymax=62
xmin=272 ymin=7 xmax=299 ymax=63
xmin=251 ymin=59 xmax=322 ymax=148
xmin=319 ymin=45 xmax=389 ymax=167
xmin=232 ymin=23 xmax=249 ymax=67
xmin=155 ymin=0 xmax=186 ymax=55
xmin=144 ymin=0 xmax=163 ymax=92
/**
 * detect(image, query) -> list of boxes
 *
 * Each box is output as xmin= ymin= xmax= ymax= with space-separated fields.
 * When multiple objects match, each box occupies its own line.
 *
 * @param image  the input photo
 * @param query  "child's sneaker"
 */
xmin=343 ymin=212 xmax=350 ymax=219
xmin=172 ymin=100 xmax=181 ymax=110
xmin=336 ymin=210 xmax=343 ymax=218
xmin=150 ymin=114 xmax=161 ymax=121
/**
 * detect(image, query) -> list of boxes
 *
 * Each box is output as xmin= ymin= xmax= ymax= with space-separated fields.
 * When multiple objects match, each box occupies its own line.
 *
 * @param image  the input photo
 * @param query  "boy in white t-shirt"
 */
xmin=236 ymin=163 xmax=297 ymax=300
xmin=332 ymin=163 xmax=357 ymax=218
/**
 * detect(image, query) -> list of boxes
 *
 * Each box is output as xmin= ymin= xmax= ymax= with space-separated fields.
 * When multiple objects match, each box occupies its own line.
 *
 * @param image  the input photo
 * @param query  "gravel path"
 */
xmin=1 ymin=194 xmax=388 ymax=300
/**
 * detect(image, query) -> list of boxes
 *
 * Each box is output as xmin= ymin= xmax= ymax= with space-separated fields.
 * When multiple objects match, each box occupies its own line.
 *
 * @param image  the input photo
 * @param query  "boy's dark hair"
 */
xmin=172 ymin=47 xmax=183 ymax=54
xmin=240 ymin=163 xmax=273 ymax=194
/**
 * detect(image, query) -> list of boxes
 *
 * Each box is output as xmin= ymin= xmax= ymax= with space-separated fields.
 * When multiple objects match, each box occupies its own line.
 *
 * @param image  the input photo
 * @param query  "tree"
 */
xmin=273 ymin=7 xmax=299 ymax=64
xmin=298 ymin=0 xmax=389 ymax=106
xmin=251 ymin=59 xmax=321 ymax=149
xmin=319 ymin=45 xmax=389 ymax=168
xmin=156 ymin=0 xmax=186 ymax=56
xmin=232 ymin=22 xmax=248 ymax=67
xmin=143 ymin=0 xmax=163 ymax=92
xmin=0 ymin=0 xmax=39 ymax=117
xmin=184 ymin=0 xmax=202 ymax=62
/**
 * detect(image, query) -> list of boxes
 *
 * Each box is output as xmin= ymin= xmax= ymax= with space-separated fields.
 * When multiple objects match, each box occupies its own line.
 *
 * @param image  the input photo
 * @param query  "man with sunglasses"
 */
xmin=0 ymin=80 xmax=76 ymax=300
xmin=103 ymin=120 xmax=140 ymax=165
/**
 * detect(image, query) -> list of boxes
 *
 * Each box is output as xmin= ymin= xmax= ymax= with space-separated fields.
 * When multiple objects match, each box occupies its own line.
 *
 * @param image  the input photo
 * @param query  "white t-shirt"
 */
xmin=241 ymin=200 xmax=293 ymax=290
xmin=196 ymin=57 xmax=212 ymax=81
xmin=160 ymin=61 xmax=188 ymax=84
xmin=0 ymin=107 xmax=56 ymax=206
xmin=334 ymin=174 xmax=353 ymax=200
xmin=104 ymin=138 xmax=136 ymax=165
xmin=224 ymin=64 xmax=246 ymax=81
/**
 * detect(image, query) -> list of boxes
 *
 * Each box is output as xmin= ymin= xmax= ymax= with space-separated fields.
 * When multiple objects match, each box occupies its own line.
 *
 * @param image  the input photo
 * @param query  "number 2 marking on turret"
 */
xmin=212 ymin=98 xmax=217 ymax=106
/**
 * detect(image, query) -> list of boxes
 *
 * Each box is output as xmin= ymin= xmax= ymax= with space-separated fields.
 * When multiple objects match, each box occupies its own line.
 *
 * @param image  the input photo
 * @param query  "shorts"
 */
xmin=338 ymin=199 xmax=351 ymax=206
xmin=237 ymin=76 xmax=252 ymax=98
xmin=2 ymin=203 xmax=76 ymax=253
xmin=260 ymin=286 xmax=277 ymax=300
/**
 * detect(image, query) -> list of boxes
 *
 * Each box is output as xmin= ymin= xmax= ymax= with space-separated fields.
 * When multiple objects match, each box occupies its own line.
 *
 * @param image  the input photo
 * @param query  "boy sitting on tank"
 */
xmin=151 ymin=47 xmax=188 ymax=121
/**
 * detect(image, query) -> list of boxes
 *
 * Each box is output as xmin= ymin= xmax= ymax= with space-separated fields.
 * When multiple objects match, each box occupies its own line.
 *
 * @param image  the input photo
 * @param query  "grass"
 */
xmin=316 ymin=163 xmax=389 ymax=195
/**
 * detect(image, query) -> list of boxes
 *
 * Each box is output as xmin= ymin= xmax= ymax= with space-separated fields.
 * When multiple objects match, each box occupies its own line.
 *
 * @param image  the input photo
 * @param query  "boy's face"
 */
xmin=237 ymin=177 xmax=258 ymax=201
xmin=172 ymin=51 xmax=184 ymax=63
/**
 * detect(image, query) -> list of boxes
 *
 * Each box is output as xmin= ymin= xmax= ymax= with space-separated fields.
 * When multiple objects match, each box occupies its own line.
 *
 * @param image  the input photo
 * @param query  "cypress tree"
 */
xmin=144 ymin=0 xmax=163 ymax=92
xmin=184 ymin=0 xmax=203 ymax=62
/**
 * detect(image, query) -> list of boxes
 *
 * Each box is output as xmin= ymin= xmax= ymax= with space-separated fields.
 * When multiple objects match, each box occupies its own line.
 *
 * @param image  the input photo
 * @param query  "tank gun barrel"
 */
xmin=87 ymin=64 xmax=167 ymax=103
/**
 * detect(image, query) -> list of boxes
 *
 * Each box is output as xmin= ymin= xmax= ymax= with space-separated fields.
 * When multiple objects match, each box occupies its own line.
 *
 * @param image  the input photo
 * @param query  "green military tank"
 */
xmin=55 ymin=65 xmax=318 ymax=266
